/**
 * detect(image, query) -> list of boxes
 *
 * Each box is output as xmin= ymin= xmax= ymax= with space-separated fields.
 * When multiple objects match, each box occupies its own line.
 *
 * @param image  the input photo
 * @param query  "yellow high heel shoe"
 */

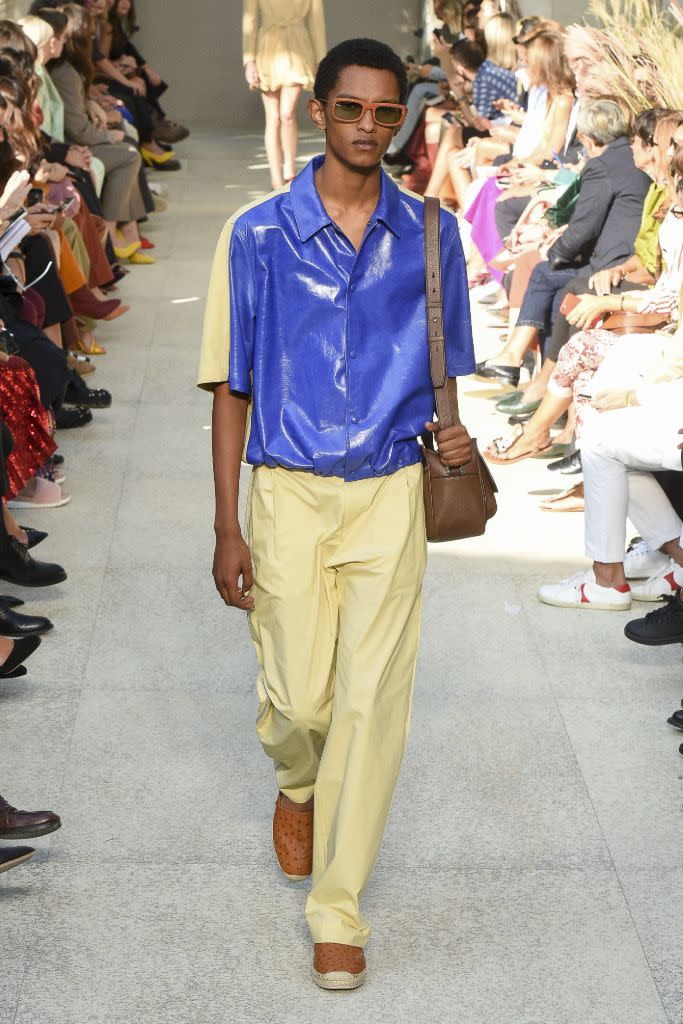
xmin=72 ymin=333 xmax=106 ymax=356
xmin=113 ymin=239 xmax=141 ymax=261
xmin=140 ymin=146 xmax=178 ymax=168
xmin=129 ymin=251 xmax=156 ymax=265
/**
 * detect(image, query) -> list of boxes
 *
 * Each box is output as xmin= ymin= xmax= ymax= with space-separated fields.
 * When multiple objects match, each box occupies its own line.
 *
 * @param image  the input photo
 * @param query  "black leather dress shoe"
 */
xmin=625 ymin=592 xmax=683 ymax=645
xmin=0 ymin=595 xmax=23 ymax=608
xmin=0 ymin=538 xmax=67 ymax=587
xmin=0 ymin=846 xmax=35 ymax=874
xmin=667 ymin=704 xmax=683 ymax=731
xmin=474 ymin=361 xmax=520 ymax=387
xmin=20 ymin=527 xmax=48 ymax=550
xmin=547 ymin=450 xmax=582 ymax=475
xmin=0 ymin=599 xmax=53 ymax=637
xmin=0 ymin=636 xmax=41 ymax=677
xmin=0 ymin=791 xmax=60 ymax=838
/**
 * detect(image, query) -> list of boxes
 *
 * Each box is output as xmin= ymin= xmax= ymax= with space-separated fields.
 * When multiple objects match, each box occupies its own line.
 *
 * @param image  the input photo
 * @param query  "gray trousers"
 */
xmin=89 ymin=142 xmax=145 ymax=224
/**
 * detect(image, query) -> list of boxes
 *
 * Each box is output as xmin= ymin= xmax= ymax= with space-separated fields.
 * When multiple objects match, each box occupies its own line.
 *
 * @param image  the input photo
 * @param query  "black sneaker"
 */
xmin=624 ymin=591 xmax=683 ymax=645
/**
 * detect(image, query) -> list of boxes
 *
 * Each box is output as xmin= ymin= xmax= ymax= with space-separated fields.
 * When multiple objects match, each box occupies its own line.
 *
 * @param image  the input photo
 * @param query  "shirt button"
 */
xmin=350 ymin=284 xmax=356 ymax=292
xmin=349 ymin=351 xmax=356 ymax=359
xmin=351 ymin=415 xmax=359 ymax=424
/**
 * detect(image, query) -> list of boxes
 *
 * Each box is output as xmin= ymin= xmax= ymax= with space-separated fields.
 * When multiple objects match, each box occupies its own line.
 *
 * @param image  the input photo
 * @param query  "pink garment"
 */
xmin=550 ymin=328 xmax=618 ymax=437
xmin=464 ymin=177 xmax=504 ymax=284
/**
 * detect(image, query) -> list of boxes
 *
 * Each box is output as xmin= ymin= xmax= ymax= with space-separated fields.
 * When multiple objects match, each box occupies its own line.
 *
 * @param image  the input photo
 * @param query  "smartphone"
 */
xmin=55 ymin=197 xmax=75 ymax=214
xmin=559 ymin=293 xmax=580 ymax=317
xmin=26 ymin=187 xmax=43 ymax=208
xmin=433 ymin=27 xmax=442 ymax=40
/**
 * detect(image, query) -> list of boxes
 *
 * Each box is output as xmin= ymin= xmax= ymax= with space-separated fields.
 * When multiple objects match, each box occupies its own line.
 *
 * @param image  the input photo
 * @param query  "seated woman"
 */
xmin=424 ymin=32 xmax=519 ymax=198
xmin=451 ymin=26 xmax=575 ymax=210
xmin=108 ymin=0 xmax=189 ymax=146
xmin=48 ymin=3 xmax=149 ymax=262
xmin=87 ymin=0 xmax=180 ymax=172
xmin=462 ymin=29 xmax=576 ymax=281
xmin=476 ymin=100 xmax=651 ymax=387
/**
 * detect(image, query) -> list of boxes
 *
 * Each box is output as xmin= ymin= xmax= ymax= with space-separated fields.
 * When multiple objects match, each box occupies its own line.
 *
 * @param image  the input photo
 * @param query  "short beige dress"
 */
xmin=243 ymin=0 xmax=327 ymax=93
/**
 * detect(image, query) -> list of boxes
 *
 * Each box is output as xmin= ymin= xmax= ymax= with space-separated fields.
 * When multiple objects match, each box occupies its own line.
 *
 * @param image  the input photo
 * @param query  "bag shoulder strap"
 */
xmin=424 ymin=196 xmax=460 ymax=430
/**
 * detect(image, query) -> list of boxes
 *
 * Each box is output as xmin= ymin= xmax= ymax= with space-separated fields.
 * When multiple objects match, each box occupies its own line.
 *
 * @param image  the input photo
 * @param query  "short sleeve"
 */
xmin=197 ymin=219 xmax=233 ymax=391
xmin=440 ymin=210 xmax=476 ymax=377
xmin=197 ymin=218 xmax=257 ymax=393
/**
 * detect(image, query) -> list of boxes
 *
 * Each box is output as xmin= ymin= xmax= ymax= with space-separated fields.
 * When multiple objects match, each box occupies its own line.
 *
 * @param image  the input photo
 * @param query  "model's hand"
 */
xmin=245 ymin=61 xmax=260 ymax=89
xmin=425 ymin=421 xmax=473 ymax=467
xmin=213 ymin=529 xmax=255 ymax=610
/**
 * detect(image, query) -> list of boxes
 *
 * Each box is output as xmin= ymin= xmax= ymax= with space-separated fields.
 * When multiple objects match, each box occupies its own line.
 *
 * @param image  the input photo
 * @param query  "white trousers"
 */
xmin=581 ymin=407 xmax=683 ymax=563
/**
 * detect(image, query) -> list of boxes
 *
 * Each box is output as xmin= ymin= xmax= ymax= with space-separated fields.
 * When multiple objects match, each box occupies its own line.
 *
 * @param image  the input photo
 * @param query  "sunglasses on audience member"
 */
xmin=320 ymin=98 xmax=407 ymax=128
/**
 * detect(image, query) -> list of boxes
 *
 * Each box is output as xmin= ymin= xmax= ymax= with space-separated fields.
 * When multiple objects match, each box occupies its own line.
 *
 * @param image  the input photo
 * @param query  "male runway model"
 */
xmin=198 ymin=38 xmax=475 ymax=990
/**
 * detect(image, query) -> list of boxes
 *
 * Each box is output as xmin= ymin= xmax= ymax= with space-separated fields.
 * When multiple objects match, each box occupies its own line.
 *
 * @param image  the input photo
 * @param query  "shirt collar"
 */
xmin=290 ymin=154 xmax=401 ymax=241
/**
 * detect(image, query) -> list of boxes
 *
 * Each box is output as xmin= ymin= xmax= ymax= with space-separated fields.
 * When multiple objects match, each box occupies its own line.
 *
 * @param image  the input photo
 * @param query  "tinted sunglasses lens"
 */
xmin=375 ymin=105 xmax=403 ymax=126
xmin=333 ymin=100 xmax=363 ymax=121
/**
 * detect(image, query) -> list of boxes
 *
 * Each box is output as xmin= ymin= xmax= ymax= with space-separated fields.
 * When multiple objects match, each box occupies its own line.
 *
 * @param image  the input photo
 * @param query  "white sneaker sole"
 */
xmin=311 ymin=968 xmax=366 ymax=991
xmin=7 ymin=494 xmax=71 ymax=509
xmin=631 ymin=591 xmax=674 ymax=603
xmin=539 ymin=595 xmax=631 ymax=611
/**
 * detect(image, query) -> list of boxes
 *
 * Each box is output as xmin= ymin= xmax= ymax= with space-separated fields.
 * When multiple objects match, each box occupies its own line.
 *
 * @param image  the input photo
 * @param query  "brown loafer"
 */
xmin=272 ymin=792 xmax=313 ymax=881
xmin=312 ymin=943 xmax=366 ymax=990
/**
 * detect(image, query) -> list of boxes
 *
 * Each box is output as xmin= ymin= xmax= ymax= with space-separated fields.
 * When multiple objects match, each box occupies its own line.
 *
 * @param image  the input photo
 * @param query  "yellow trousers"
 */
xmin=246 ymin=463 xmax=427 ymax=947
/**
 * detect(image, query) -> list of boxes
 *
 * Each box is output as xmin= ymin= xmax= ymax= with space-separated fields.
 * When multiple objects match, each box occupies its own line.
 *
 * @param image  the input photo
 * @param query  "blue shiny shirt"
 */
xmin=198 ymin=155 xmax=475 ymax=481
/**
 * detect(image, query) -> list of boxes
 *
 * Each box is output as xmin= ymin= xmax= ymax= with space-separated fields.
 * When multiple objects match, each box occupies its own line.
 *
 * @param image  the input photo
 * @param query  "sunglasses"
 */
xmin=320 ymin=98 xmax=407 ymax=128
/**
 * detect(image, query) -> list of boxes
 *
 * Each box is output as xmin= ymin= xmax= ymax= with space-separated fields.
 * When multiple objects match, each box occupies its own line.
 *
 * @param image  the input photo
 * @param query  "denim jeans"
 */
xmin=387 ymin=81 xmax=441 ymax=154
xmin=517 ymin=260 xmax=589 ymax=338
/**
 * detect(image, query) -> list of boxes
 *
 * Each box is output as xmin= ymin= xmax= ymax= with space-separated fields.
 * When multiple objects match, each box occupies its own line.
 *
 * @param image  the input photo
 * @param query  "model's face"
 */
xmin=117 ymin=0 xmax=131 ymax=14
xmin=309 ymin=66 xmax=403 ymax=172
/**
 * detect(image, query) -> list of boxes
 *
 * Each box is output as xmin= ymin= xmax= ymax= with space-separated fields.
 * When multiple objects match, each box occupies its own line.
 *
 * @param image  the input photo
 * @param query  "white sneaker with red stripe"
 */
xmin=624 ymin=539 xmax=670 ymax=580
xmin=631 ymin=560 xmax=683 ymax=602
xmin=538 ymin=569 xmax=632 ymax=610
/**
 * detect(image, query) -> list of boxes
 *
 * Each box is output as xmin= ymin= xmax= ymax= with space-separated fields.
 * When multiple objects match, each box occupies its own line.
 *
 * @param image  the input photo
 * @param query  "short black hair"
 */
xmin=450 ymin=39 xmax=486 ymax=72
xmin=633 ymin=107 xmax=667 ymax=146
xmin=314 ymin=38 xmax=408 ymax=104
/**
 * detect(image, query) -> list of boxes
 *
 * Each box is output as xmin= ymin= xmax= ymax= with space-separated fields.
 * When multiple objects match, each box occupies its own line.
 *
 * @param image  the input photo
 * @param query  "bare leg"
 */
xmin=425 ymin=123 xmax=460 ymax=196
xmin=485 ymin=325 xmax=538 ymax=367
xmin=487 ymin=390 xmax=572 ymax=460
xmin=279 ymin=85 xmax=302 ymax=180
xmin=2 ymin=501 xmax=26 ymax=544
xmin=261 ymin=90 xmax=284 ymax=189
xmin=594 ymin=562 xmax=628 ymax=588
xmin=43 ymin=323 xmax=62 ymax=347
xmin=446 ymin=151 xmax=473 ymax=209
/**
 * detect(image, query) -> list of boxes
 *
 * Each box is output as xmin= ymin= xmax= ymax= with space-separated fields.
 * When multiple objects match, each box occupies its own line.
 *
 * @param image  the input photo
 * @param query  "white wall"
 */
xmin=136 ymin=0 xmax=585 ymax=130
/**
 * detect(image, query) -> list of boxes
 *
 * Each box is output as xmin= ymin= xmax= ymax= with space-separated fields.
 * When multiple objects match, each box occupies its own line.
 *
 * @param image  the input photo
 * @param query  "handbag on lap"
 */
xmin=421 ymin=197 xmax=498 ymax=542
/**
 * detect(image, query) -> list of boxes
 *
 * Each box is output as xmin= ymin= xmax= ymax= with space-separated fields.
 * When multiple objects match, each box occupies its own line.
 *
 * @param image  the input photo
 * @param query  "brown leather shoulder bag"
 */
xmin=422 ymin=196 xmax=498 ymax=542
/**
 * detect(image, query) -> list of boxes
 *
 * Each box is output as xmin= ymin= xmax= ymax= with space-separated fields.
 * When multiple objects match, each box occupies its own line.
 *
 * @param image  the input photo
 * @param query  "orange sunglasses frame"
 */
xmin=320 ymin=97 xmax=408 ymax=129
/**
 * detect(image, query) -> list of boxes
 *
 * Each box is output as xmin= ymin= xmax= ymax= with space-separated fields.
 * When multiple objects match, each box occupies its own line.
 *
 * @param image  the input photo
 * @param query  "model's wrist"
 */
xmin=214 ymin=520 xmax=242 ymax=539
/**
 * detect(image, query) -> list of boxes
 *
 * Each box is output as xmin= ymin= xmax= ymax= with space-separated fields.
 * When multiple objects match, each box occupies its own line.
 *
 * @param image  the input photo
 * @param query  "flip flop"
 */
xmin=539 ymin=483 xmax=585 ymax=512
xmin=484 ymin=425 xmax=552 ymax=465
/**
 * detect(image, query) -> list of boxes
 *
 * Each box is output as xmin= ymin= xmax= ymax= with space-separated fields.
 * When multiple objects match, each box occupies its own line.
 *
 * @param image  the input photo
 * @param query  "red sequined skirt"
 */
xmin=0 ymin=357 xmax=56 ymax=498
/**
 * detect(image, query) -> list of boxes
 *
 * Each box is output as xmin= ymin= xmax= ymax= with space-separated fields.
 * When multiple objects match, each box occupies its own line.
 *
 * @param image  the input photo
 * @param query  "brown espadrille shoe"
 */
xmin=272 ymin=792 xmax=313 ymax=881
xmin=312 ymin=943 xmax=367 ymax=990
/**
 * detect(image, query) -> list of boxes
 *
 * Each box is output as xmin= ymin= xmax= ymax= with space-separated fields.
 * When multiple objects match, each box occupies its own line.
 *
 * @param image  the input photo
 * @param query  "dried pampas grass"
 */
xmin=578 ymin=0 xmax=683 ymax=111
